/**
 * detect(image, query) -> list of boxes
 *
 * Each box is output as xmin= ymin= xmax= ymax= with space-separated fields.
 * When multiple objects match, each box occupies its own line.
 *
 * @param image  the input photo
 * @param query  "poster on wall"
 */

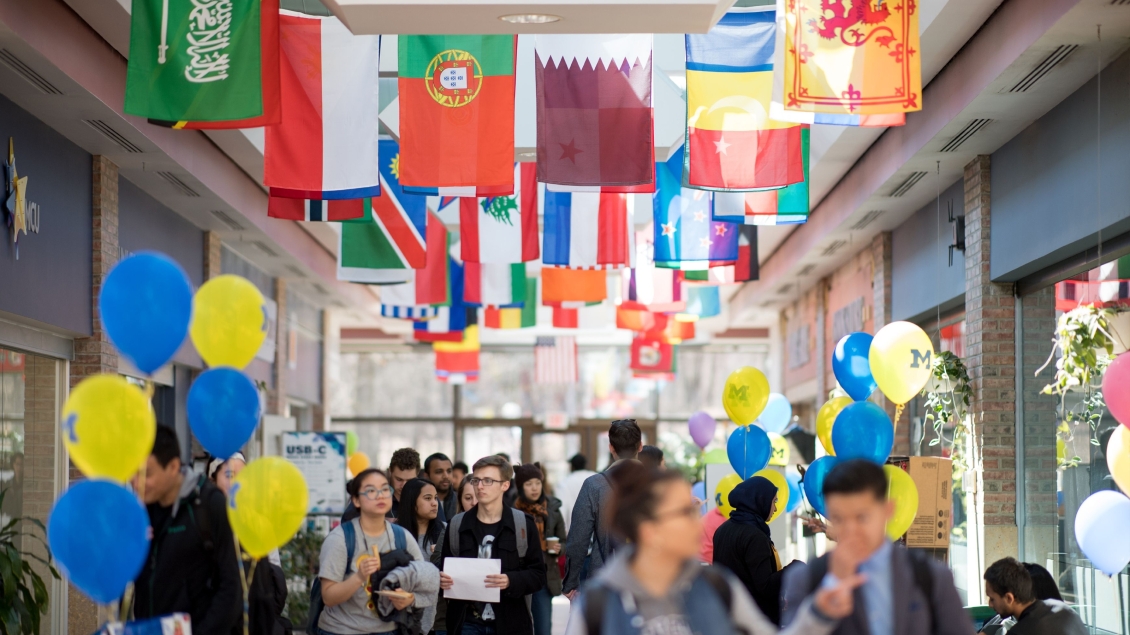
xmin=284 ymin=431 xmax=347 ymax=514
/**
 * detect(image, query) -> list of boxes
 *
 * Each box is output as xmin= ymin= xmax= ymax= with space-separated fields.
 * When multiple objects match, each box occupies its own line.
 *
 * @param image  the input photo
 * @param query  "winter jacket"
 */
xmin=1007 ymin=600 xmax=1088 ymax=635
xmin=563 ymin=469 xmax=617 ymax=594
xmin=134 ymin=470 xmax=242 ymax=634
xmin=542 ymin=496 xmax=567 ymax=596
xmin=440 ymin=505 xmax=547 ymax=635
xmin=235 ymin=555 xmax=291 ymax=635
xmin=712 ymin=519 xmax=796 ymax=625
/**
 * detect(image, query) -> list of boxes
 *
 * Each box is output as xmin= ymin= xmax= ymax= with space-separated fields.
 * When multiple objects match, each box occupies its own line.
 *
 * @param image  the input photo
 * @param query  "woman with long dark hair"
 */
xmin=565 ymin=462 xmax=863 ymax=635
xmin=398 ymin=478 xmax=445 ymax=556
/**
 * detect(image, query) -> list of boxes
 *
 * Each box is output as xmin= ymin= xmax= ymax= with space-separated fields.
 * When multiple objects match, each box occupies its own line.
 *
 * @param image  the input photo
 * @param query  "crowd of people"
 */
xmin=126 ymin=422 xmax=1092 ymax=635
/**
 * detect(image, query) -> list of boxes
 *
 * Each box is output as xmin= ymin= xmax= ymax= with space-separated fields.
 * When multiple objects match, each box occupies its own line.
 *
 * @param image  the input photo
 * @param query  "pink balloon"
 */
xmin=1104 ymin=353 xmax=1130 ymax=429
xmin=688 ymin=411 xmax=717 ymax=449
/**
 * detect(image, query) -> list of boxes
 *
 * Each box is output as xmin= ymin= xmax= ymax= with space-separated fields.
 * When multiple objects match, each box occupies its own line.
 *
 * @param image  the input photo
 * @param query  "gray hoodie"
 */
xmin=565 ymin=549 xmax=838 ymax=635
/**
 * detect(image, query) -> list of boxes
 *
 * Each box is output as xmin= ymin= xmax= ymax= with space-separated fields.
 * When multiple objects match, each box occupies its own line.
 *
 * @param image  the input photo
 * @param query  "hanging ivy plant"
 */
xmin=921 ymin=351 xmax=974 ymax=470
xmin=1037 ymin=305 xmax=1117 ymax=467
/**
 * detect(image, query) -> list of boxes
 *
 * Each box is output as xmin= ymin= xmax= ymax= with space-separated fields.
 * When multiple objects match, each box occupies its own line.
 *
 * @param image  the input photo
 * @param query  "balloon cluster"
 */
xmin=1074 ymin=353 xmax=1130 ymax=576
xmin=47 ymin=253 xmax=306 ymax=605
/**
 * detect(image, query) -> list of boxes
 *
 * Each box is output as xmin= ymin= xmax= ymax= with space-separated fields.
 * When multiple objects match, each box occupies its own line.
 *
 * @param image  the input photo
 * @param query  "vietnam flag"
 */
xmin=685 ymin=8 xmax=803 ymax=191
xmin=398 ymin=36 xmax=517 ymax=191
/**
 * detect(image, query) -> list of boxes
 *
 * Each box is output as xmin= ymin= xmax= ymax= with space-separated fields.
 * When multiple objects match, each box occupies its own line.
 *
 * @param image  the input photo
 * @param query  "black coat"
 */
xmin=712 ymin=519 xmax=790 ymax=626
xmin=441 ymin=505 xmax=547 ymax=635
xmin=235 ymin=557 xmax=291 ymax=635
xmin=134 ymin=475 xmax=242 ymax=633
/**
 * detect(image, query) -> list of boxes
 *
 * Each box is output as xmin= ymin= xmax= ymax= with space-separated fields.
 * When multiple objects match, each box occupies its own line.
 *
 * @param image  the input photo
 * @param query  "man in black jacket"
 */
xmin=133 ymin=426 xmax=241 ymax=631
xmin=984 ymin=557 xmax=1087 ymax=635
xmin=439 ymin=455 xmax=547 ymax=635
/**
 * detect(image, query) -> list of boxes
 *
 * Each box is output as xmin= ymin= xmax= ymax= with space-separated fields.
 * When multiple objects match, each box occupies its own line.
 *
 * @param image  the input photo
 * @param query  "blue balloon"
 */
xmin=692 ymin=481 xmax=707 ymax=515
xmin=188 ymin=367 xmax=262 ymax=459
xmin=802 ymin=456 xmax=841 ymax=517
xmin=758 ymin=393 xmax=793 ymax=434
xmin=100 ymin=252 xmax=193 ymax=374
xmin=832 ymin=332 xmax=878 ymax=401
xmin=727 ymin=425 xmax=772 ymax=479
xmin=48 ymin=480 xmax=150 ymax=603
xmin=832 ymin=401 xmax=894 ymax=464
xmin=785 ymin=473 xmax=803 ymax=513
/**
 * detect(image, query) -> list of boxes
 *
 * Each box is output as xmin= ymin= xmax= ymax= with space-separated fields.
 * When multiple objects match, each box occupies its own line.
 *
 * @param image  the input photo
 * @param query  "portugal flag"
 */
xmin=398 ymin=36 xmax=517 ymax=191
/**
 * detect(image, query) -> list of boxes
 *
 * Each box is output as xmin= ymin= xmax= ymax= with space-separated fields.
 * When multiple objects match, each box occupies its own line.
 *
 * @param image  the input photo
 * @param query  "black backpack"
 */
xmin=306 ymin=521 xmax=357 ymax=635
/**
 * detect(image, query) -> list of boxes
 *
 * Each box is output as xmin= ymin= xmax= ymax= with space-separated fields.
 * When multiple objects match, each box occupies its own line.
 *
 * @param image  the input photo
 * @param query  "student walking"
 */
xmin=398 ymin=477 xmax=446 ymax=557
xmin=424 ymin=453 xmax=459 ymax=523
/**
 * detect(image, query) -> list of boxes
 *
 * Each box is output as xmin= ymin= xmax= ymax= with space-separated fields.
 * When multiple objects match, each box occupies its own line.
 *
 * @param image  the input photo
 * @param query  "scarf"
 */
xmin=515 ymin=494 xmax=549 ymax=551
xmin=728 ymin=476 xmax=777 ymax=540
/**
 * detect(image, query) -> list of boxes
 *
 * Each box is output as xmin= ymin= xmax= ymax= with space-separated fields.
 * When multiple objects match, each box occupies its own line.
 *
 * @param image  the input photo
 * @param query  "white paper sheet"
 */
xmin=443 ymin=557 xmax=502 ymax=603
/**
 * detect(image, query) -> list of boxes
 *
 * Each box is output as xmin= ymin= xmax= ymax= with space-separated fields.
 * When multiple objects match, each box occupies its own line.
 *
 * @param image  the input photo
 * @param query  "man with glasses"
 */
xmin=563 ymin=419 xmax=642 ymax=600
xmin=439 ymin=455 xmax=547 ymax=635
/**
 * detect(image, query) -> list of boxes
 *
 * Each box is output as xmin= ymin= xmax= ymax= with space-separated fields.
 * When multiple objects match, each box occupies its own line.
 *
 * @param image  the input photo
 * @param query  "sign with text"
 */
xmin=284 ymin=432 xmax=347 ymax=514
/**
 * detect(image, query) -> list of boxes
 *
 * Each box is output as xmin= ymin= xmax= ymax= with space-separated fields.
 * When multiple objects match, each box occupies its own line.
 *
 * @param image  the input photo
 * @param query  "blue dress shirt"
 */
xmin=822 ymin=540 xmax=894 ymax=635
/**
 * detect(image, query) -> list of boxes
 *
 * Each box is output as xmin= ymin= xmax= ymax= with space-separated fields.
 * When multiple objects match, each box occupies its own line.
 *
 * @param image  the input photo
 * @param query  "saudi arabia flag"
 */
xmin=124 ymin=0 xmax=263 ymax=122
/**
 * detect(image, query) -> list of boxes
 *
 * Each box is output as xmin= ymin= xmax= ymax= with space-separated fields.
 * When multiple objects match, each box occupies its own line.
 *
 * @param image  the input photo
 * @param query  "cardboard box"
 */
xmin=906 ymin=457 xmax=952 ymax=548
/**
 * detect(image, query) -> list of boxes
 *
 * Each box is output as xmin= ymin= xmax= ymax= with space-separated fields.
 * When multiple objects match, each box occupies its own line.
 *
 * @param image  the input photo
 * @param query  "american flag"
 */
xmin=534 ymin=336 xmax=578 ymax=384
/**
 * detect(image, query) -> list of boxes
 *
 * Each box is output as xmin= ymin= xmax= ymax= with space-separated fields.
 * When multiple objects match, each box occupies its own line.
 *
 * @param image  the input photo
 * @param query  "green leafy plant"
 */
xmin=1037 ymin=305 xmax=1118 ymax=467
xmin=279 ymin=528 xmax=323 ymax=628
xmin=0 ymin=488 xmax=59 ymax=635
xmin=921 ymin=351 xmax=974 ymax=470
xmin=659 ymin=431 xmax=705 ymax=483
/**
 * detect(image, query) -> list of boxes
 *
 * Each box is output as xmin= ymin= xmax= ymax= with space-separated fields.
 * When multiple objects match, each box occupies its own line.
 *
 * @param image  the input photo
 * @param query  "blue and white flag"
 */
xmin=653 ymin=147 xmax=739 ymax=269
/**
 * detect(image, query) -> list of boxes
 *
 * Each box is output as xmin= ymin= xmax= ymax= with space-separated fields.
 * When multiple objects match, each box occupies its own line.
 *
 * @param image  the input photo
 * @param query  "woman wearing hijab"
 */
xmin=711 ymin=476 xmax=798 ymax=626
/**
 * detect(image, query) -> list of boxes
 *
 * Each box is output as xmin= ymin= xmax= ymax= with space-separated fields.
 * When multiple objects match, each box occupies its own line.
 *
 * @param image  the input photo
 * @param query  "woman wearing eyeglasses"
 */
xmin=317 ymin=468 xmax=437 ymax=635
xmin=565 ymin=462 xmax=865 ymax=635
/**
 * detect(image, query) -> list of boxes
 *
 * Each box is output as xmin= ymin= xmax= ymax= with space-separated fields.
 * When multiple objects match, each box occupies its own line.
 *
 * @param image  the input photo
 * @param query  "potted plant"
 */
xmin=1037 ymin=304 xmax=1117 ymax=467
xmin=0 ymin=488 xmax=59 ymax=635
xmin=921 ymin=350 xmax=974 ymax=470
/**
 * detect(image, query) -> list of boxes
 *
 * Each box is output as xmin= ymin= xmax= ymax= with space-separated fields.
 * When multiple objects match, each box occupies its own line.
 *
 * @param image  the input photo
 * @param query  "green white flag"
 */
xmin=125 ymin=0 xmax=263 ymax=122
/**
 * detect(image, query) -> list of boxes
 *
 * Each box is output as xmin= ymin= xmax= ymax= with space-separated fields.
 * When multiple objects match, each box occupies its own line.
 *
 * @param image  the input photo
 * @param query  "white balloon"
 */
xmin=1075 ymin=490 xmax=1130 ymax=576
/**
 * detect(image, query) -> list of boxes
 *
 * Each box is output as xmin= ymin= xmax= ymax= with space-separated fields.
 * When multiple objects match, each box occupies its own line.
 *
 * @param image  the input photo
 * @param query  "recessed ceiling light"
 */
xmin=518 ymin=152 xmax=536 ymax=158
xmin=499 ymin=13 xmax=561 ymax=23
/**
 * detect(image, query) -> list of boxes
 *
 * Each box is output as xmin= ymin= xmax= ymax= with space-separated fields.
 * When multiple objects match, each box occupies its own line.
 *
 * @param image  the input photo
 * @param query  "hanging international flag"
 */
xmin=143 ymin=0 xmax=281 ymax=129
xmin=622 ymin=235 xmax=686 ymax=312
xmin=649 ymin=319 xmax=695 ymax=344
xmin=460 ymin=164 xmax=539 ymax=264
xmin=534 ymin=35 xmax=654 ymax=190
xmin=435 ymin=325 xmax=480 ymax=383
xmin=483 ymin=277 xmax=537 ymax=329
xmin=124 ymin=0 xmax=265 ymax=123
xmin=685 ymin=8 xmax=804 ymax=191
xmin=616 ymin=305 xmax=663 ymax=332
xmin=552 ymin=304 xmax=607 ymax=329
xmin=543 ymin=192 xmax=632 ymax=270
xmin=268 ymin=196 xmax=365 ymax=222
xmin=773 ymin=0 xmax=921 ymax=116
xmin=265 ymin=13 xmax=380 ymax=200
xmin=542 ymin=268 xmax=607 ymax=305
xmin=684 ymin=286 xmax=721 ymax=318
xmin=545 ymin=182 xmax=655 ymax=194
xmin=375 ymin=212 xmax=448 ymax=307
xmin=415 ymin=259 xmax=471 ymax=342
xmin=398 ymin=36 xmax=516 ymax=192
xmin=464 ymin=263 xmax=527 ymax=307
xmin=382 ymin=304 xmax=438 ymax=319
xmin=630 ymin=336 xmax=674 ymax=373
xmin=534 ymin=336 xmax=579 ymax=384
xmin=712 ymin=128 xmax=810 ymax=226
xmin=338 ymin=139 xmax=427 ymax=284
xmin=654 ymin=149 xmax=739 ymax=269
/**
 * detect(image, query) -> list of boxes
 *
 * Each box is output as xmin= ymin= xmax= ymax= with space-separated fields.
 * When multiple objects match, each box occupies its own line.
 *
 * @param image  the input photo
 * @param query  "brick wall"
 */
xmin=204 ymin=231 xmax=222 ymax=280
xmin=269 ymin=278 xmax=288 ymax=415
xmin=1020 ymin=287 xmax=1058 ymax=560
xmin=964 ymin=155 xmax=1019 ymax=561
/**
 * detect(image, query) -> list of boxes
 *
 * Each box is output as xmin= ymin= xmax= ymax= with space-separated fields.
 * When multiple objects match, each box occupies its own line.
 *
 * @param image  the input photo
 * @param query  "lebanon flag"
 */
xmin=268 ymin=197 xmax=365 ymax=222
xmin=146 ymin=0 xmax=282 ymax=129
xmin=464 ymin=263 xmax=527 ymax=307
xmin=376 ymin=212 xmax=448 ymax=307
xmin=542 ymin=191 xmax=631 ymax=270
xmin=264 ymin=13 xmax=380 ymax=200
xmin=535 ymin=35 xmax=654 ymax=189
xmin=399 ymin=36 xmax=516 ymax=192
xmin=460 ymin=164 xmax=539 ymax=264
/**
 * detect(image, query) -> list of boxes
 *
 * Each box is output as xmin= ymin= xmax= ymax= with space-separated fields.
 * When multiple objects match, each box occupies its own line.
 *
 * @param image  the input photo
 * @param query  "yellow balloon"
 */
xmin=190 ymin=274 xmax=267 ymax=369
xmin=62 ymin=375 xmax=155 ymax=483
xmin=869 ymin=321 xmax=935 ymax=405
xmin=753 ymin=468 xmax=789 ymax=522
xmin=768 ymin=433 xmax=790 ymax=467
xmin=228 ymin=457 xmax=309 ymax=558
xmin=723 ymin=367 xmax=770 ymax=425
xmin=348 ymin=451 xmax=372 ymax=475
xmin=715 ymin=474 xmax=743 ymax=518
xmin=884 ymin=465 xmax=919 ymax=540
xmin=1107 ymin=425 xmax=1130 ymax=495
xmin=817 ymin=397 xmax=852 ymax=456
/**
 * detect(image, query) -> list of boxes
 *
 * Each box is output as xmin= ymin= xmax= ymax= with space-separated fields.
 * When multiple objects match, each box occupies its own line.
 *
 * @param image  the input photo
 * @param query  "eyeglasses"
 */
xmin=360 ymin=486 xmax=394 ymax=500
xmin=651 ymin=504 xmax=701 ymax=522
xmin=469 ymin=477 xmax=504 ymax=487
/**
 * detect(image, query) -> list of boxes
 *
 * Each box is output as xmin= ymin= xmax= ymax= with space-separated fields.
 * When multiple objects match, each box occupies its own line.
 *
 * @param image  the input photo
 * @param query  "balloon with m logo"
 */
xmin=868 ymin=321 xmax=935 ymax=406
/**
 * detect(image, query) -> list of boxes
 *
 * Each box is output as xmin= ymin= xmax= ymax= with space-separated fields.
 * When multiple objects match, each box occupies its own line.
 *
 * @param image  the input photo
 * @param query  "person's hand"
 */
xmin=565 ymin=589 xmax=578 ymax=601
xmin=390 ymin=588 xmax=414 ymax=610
xmin=813 ymin=571 xmax=865 ymax=619
xmin=439 ymin=572 xmax=454 ymax=590
xmin=485 ymin=574 xmax=510 ymax=589
xmin=354 ymin=556 xmax=381 ymax=583
xmin=547 ymin=544 xmax=561 ymax=555
xmin=804 ymin=517 xmax=828 ymax=534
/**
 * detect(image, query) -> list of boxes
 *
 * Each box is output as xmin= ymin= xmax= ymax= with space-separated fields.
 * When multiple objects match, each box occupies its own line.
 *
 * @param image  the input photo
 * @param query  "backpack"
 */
xmin=802 ymin=547 xmax=937 ymax=632
xmin=582 ymin=566 xmax=738 ymax=635
xmin=306 ymin=520 xmax=408 ymax=635
xmin=446 ymin=507 xmax=529 ymax=558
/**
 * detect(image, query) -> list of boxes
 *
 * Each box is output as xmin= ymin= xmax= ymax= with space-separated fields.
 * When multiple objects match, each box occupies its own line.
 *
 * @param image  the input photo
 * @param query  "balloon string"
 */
xmin=894 ymin=403 xmax=906 ymax=435
xmin=233 ymin=529 xmax=254 ymax=635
